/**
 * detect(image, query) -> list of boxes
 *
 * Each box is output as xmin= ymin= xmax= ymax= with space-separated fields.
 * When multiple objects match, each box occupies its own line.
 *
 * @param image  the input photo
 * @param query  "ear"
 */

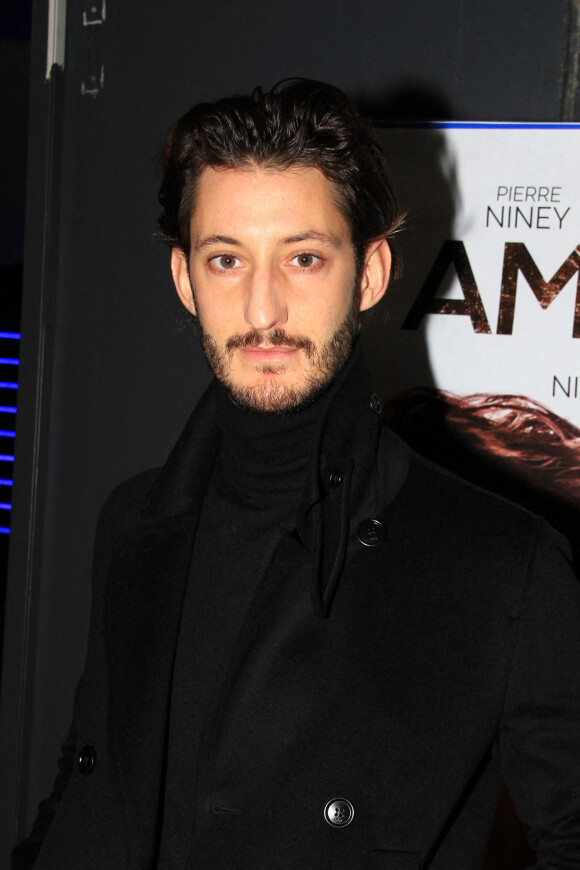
xmin=170 ymin=248 xmax=196 ymax=315
xmin=358 ymin=239 xmax=391 ymax=313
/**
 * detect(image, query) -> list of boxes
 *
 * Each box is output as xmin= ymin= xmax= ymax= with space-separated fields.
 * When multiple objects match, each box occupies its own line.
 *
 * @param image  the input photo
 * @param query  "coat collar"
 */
xmin=142 ymin=379 xmax=221 ymax=519
xmin=295 ymin=343 xmax=385 ymax=616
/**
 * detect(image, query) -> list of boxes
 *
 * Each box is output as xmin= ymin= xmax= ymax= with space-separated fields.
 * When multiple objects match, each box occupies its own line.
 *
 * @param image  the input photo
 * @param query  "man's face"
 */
xmin=171 ymin=164 xmax=389 ymax=413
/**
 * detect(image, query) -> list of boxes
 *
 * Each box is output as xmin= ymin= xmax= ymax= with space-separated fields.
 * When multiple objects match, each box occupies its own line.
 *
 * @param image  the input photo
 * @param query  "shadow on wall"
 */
xmin=358 ymin=80 xmax=560 ymax=870
xmin=358 ymin=82 xmax=459 ymax=401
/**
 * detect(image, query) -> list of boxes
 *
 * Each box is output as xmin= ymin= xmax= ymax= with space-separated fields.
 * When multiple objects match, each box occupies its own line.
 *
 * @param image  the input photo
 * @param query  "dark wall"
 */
xmin=1 ymin=0 xmax=578 ymax=852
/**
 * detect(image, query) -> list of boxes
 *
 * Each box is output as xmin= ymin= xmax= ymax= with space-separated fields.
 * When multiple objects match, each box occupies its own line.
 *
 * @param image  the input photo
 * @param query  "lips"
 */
xmin=239 ymin=345 xmax=299 ymax=363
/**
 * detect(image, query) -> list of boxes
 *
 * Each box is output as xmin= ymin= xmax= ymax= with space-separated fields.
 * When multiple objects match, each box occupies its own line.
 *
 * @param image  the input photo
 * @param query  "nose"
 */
xmin=243 ymin=263 xmax=287 ymax=331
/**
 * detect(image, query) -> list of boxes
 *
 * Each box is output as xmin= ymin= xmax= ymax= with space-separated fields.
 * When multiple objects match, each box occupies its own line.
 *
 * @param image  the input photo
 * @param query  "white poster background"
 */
xmin=369 ymin=122 xmax=580 ymax=430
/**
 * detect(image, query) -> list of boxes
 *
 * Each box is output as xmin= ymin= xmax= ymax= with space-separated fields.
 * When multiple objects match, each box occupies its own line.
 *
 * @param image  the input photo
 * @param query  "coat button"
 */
xmin=328 ymin=470 xmax=343 ymax=488
xmin=357 ymin=518 xmax=386 ymax=547
xmin=324 ymin=798 xmax=354 ymax=827
xmin=77 ymin=745 xmax=97 ymax=775
xmin=369 ymin=393 xmax=382 ymax=414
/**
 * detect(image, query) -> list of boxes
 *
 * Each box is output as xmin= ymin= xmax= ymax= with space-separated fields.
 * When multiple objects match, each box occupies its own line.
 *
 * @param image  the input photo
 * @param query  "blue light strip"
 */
xmin=0 ymin=333 xmax=19 ymax=537
xmin=375 ymin=120 xmax=580 ymax=130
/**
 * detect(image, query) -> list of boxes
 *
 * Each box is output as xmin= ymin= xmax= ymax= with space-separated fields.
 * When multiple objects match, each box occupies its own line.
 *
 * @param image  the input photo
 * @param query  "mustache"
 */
xmin=226 ymin=328 xmax=315 ymax=358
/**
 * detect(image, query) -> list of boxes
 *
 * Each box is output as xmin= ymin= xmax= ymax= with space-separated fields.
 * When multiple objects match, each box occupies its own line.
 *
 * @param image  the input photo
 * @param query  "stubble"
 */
xmin=195 ymin=292 xmax=360 ymax=415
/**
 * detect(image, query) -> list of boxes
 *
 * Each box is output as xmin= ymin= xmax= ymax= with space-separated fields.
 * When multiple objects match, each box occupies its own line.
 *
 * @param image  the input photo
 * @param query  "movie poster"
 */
xmin=367 ymin=122 xmax=580 ymax=543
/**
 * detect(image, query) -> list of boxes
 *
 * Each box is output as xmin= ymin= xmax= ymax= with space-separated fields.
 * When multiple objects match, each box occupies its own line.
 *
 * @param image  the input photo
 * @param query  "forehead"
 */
xmin=190 ymin=164 xmax=350 ymax=240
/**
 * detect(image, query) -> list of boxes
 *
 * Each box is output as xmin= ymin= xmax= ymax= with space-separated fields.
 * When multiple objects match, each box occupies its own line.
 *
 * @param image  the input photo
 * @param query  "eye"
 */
xmin=291 ymin=253 xmax=321 ymax=268
xmin=210 ymin=254 xmax=241 ymax=270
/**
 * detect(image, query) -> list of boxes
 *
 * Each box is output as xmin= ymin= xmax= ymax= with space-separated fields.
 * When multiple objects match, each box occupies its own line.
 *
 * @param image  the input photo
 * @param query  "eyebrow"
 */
xmin=280 ymin=231 xmax=342 ymax=249
xmin=194 ymin=230 xmax=343 ymax=252
xmin=194 ymin=234 xmax=240 ymax=252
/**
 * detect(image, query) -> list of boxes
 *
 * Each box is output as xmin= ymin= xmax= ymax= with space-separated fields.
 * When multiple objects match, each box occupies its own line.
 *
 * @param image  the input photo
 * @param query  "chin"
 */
xmin=224 ymin=373 xmax=333 ymax=415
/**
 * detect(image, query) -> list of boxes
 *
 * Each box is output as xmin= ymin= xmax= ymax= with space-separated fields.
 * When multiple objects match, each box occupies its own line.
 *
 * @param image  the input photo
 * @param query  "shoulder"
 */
xmin=93 ymin=468 xmax=161 ymax=552
xmin=382 ymin=425 xmax=545 ymax=532
xmin=101 ymin=467 xmax=160 ymax=515
xmin=378 ymin=427 xmax=573 ymax=603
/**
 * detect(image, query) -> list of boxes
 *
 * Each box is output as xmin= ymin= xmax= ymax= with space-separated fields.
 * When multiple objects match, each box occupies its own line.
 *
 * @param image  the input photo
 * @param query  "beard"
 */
xmin=194 ymin=293 xmax=360 ymax=415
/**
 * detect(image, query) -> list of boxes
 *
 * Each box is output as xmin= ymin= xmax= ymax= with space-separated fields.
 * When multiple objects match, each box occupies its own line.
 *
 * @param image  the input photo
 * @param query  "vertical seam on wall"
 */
xmin=560 ymin=0 xmax=580 ymax=120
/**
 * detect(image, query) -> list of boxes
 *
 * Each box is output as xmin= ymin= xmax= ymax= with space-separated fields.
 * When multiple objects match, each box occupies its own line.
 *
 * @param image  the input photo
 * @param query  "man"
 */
xmin=14 ymin=80 xmax=580 ymax=869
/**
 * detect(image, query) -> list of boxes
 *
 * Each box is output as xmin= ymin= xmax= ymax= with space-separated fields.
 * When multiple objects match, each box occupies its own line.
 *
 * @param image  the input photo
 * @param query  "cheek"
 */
xmin=317 ymin=282 xmax=357 ymax=323
xmin=192 ymin=284 xmax=234 ymax=330
xmin=304 ymin=267 xmax=354 ymax=309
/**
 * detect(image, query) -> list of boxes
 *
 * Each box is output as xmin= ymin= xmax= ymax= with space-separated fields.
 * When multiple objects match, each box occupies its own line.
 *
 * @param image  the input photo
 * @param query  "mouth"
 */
xmin=239 ymin=344 xmax=299 ymax=364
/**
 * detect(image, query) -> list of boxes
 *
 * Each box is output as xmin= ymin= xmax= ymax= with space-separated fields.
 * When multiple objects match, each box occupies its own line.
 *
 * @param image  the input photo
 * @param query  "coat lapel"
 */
xmin=104 ymin=380 xmax=221 ymax=865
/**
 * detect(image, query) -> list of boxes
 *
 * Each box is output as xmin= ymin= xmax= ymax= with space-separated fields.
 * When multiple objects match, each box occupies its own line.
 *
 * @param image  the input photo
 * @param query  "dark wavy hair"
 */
xmin=385 ymin=387 xmax=580 ymax=507
xmin=158 ymin=78 xmax=404 ymax=278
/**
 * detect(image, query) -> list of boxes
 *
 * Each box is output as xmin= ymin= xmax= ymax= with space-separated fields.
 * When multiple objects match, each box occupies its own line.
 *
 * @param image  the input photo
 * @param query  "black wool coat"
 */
xmin=15 ymin=352 xmax=580 ymax=870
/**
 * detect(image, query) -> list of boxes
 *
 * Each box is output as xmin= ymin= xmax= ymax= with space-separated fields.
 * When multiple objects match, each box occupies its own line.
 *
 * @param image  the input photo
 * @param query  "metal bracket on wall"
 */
xmin=80 ymin=1 xmax=106 ymax=97
xmin=83 ymin=1 xmax=107 ymax=26
xmin=81 ymin=65 xmax=105 ymax=97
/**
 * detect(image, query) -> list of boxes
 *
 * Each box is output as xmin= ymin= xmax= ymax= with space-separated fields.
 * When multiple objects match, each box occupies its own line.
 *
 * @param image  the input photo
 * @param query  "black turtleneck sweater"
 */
xmin=159 ymin=384 xmax=322 ymax=866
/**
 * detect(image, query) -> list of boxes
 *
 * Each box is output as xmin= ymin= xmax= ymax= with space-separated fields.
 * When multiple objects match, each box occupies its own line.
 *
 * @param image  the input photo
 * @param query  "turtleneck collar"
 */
xmin=214 ymin=381 xmax=319 ymax=510
xmin=213 ymin=344 xmax=371 ymax=512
